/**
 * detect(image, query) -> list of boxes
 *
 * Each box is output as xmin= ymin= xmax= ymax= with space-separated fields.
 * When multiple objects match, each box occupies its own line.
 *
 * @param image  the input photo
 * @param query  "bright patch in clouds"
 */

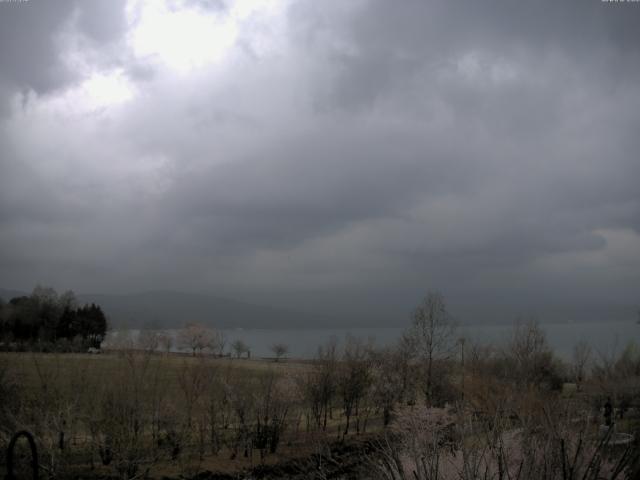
xmin=82 ymin=71 xmax=135 ymax=109
xmin=127 ymin=0 xmax=281 ymax=72
xmin=12 ymin=69 xmax=134 ymax=118
xmin=129 ymin=3 xmax=236 ymax=71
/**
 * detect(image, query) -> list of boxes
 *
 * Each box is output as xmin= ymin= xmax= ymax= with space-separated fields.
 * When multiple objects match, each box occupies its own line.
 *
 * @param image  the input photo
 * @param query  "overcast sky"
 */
xmin=1 ymin=0 xmax=639 ymax=325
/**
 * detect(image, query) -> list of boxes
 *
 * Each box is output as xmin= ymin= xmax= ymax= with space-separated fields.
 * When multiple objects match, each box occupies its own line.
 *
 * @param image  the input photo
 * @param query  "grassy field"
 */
xmin=3 ymin=342 xmax=639 ymax=479
xmin=0 ymin=350 xmax=378 ymax=479
xmin=2 ymin=351 xmax=312 ymax=389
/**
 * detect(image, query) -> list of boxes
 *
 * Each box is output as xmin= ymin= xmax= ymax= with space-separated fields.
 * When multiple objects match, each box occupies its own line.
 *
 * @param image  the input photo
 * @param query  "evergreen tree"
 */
xmin=1 ymin=287 xmax=108 ymax=349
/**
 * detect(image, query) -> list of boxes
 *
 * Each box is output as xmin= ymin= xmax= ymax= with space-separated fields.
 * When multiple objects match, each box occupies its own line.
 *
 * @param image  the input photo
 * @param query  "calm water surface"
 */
xmin=109 ymin=321 xmax=639 ymax=360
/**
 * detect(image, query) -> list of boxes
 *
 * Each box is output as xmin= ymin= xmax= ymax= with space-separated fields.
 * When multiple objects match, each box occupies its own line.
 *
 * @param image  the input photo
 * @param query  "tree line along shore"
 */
xmin=0 ymin=286 xmax=107 ymax=352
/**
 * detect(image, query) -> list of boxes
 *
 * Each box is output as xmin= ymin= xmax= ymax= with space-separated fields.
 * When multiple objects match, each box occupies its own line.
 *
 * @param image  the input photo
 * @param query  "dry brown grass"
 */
xmin=1 ymin=351 xmax=312 ymax=391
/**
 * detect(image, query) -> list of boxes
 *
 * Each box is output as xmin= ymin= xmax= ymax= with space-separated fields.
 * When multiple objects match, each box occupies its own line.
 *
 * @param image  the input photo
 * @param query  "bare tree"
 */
xmin=508 ymin=318 xmax=558 ymax=388
xmin=337 ymin=336 xmax=372 ymax=435
xmin=178 ymin=324 xmax=217 ymax=356
xmin=396 ymin=333 xmax=419 ymax=405
xmin=210 ymin=330 xmax=226 ymax=357
xmin=137 ymin=330 xmax=160 ymax=352
xmin=370 ymin=346 xmax=403 ymax=427
xmin=572 ymin=340 xmax=592 ymax=390
xmin=271 ymin=343 xmax=289 ymax=362
xmin=157 ymin=330 xmax=174 ymax=354
xmin=224 ymin=368 xmax=256 ymax=460
xmin=58 ymin=290 xmax=78 ymax=311
xmin=231 ymin=339 xmax=249 ymax=359
xmin=298 ymin=338 xmax=338 ymax=431
xmin=90 ymin=351 xmax=158 ymax=480
xmin=253 ymin=371 xmax=295 ymax=457
xmin=177 ymin=358 xmax=210 ymax=428
xmin=408 ymin=291 xmax=456 ymax=405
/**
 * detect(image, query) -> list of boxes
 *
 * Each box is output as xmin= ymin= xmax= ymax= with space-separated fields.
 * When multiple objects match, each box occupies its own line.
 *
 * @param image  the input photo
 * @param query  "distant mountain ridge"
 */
xmin=0 ymin=288 xmax=25 ymax=301
xmin=0 ymin=288 xmax=335 ymax=329
xmin=2 ymin=288 xmax=636 ymax=329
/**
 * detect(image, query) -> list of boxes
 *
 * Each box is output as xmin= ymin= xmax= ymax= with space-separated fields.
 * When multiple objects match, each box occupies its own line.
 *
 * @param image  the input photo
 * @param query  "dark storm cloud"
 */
xmin=0 ymin=0 xmax=127 ymax=98
xmin=75 ymin=0 xmax=128 ymax=44
xmin=0 ymin=0 xmax=639 ymax=323
xmin=290 ymin=0 xmax=640 ymax=109
xmin=0 ymin=1 xmax=75 ymax=94
xmin=162 ymin=124 xmax=487 ymax=251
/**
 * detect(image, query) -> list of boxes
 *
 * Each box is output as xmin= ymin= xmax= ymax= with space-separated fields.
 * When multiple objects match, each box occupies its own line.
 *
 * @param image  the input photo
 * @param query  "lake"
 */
xmin=108 ymin=320 xmax=639 ymax=360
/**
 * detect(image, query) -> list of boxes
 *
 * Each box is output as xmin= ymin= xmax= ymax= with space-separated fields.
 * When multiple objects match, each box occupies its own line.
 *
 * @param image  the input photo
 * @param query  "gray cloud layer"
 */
xmin=1 ymin=0 xmax=639 ymax=325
